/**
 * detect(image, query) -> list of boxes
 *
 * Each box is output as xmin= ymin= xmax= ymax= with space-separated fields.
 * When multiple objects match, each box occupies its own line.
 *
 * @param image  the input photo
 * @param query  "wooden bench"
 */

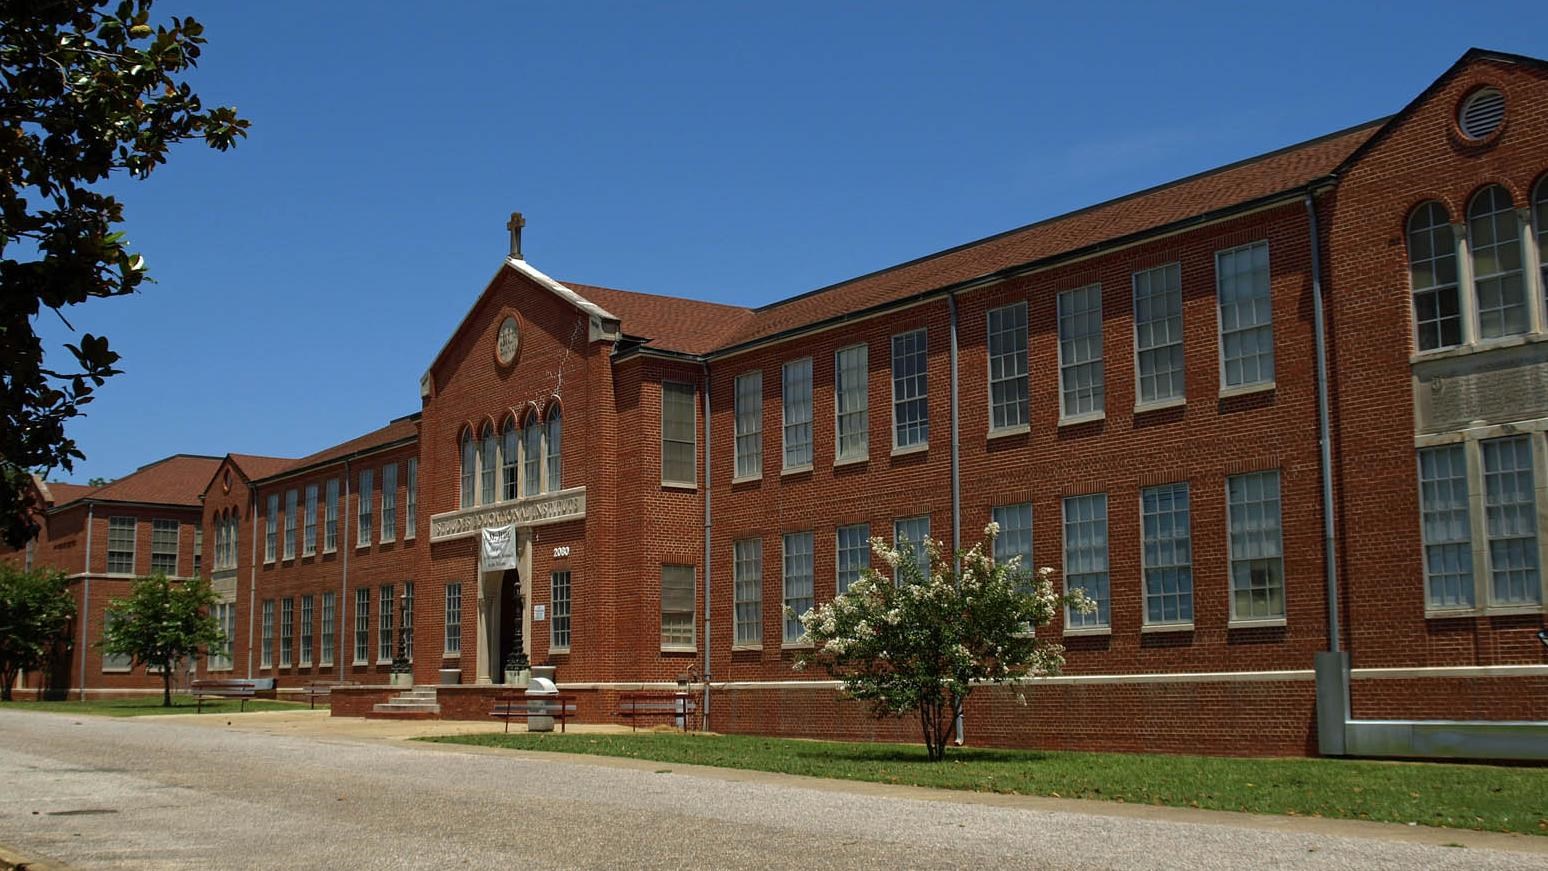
xmin=191 ymin=678 xmax=277 ymax=713
xmin=490 ymin=693 xmax=579 ymax=733
xmin=300 ymin=680 xmax=358 ymax=710
xmin=616 ymin=691 xmax=697 ymax=732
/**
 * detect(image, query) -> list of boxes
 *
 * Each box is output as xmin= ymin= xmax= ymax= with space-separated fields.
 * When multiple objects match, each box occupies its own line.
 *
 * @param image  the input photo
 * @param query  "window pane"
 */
xmin=987 ymin=302 xmax=1029 ymax=430
xmin=782 ymin=358 xmax=813 ymax=468
xmin=551 ymin=571 xmax=571 ymax=650
xmin=1482 ymin=436 xmax=1540 ymax=605
xmin=662 ymin=383 xmax=697 ymax=485
xmin=660 ymin=565 xmax=696 ymax=648
xmin=893 ymin=516 xmax=931 ymax=581
xmin=1408 ymin=203 xmax=1462 ymax=350
xmin=1418 ymin=445 xmax=1473 ymax=608
xmin=1133 ymin=264 xmax=1185 ymax=403
xmin=1063 ymin=494 xmax=1109 ymax=627
xmin=1217 ymin=242 xmax=1274 ymax=387
xmin=1469 ymin=186 xmax=1527 ymax=339
xmin=734 ymin=539 xmax=763 ymax=645
xmin=735 ymin=371 xmax=763 ymax=478
xmin=1141 ymin=483 xmax=1193 ymax=624
xmin=836 ymin=523 xmax=870 ymax=594
xmin=1228 ymin=470 xmax=1284 ymax=620
xmin=835 ymin=345 xmax=869 ymax=461
xmin=1058 ymin=284 xmax=1104 ymax=416
xmin=891 ymin=330 xmax=928 ymax=448
xmin=991 ymin=503 xmax=1033 ymax=590
xmin=783 ymin=532 xmax=814 ymax=643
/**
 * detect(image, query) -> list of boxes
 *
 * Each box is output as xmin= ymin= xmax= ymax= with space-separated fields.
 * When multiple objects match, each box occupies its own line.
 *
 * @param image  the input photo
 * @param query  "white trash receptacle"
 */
xmin=525 ymin=676 xmax=559 ymax=732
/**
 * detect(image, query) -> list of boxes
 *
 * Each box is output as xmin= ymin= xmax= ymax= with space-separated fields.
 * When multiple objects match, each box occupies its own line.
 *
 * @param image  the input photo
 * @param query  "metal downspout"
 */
xmin=701 ymin=366 xmax=713 ymax=729
xmin=948 ymin=292 xmax=964 ymax=745
xmin=340 ymin=460 xmax=351 ymax=682
xmin=1305 ymin=192 xmax=1342 ymax=653
xmin=78 ymin=503 xmax=94 ymax=700
xmin=247 ymin=489 xmax=258 ymax=678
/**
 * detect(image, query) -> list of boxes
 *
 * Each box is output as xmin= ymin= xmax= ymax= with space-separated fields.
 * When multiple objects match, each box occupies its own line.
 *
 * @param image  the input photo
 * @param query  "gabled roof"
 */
xmin=712 ymin=119 xmax=1383 ymax=351
xmin=57 ymin=454 xmax=223 ymax=509
xmin=39 ymin=481 xmax=97 ymax=507
xmin=563 ymin=282 xmax=754 ymax=356
xmin=250 ymin=415 xmax=420 ymax=485
xmin=229 ymin=454 xmax=297 ymax=481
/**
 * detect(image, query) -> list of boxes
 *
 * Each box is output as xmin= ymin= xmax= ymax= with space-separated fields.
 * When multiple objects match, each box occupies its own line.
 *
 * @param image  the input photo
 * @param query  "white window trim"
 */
xmin=781 ymin=357 xmax=815 ymax=474
xmin=834 ymin=343 xmax=869 ymax=465
xmin=1131 ymin=262 xmax=1187 ymax=413
xmin=889 ymin=329 xmax=928 ymax=454
xmin=1225 ymin=470 xmax=1287 ymax=628
xmin=732 ymin=370 xmax=764 ymax=483
xmin=1214 ymin=240 xmax=1276 ymax=396
xmin=661 ymin=381 xmax=698 ymax=489
xmin=1056 ymin=284 xmax=1105 ymax=426
xmin=986 ymin=301 xmax=1030 ymax=437
xmin=1139 ymin=482 xmax=1194 ymax=629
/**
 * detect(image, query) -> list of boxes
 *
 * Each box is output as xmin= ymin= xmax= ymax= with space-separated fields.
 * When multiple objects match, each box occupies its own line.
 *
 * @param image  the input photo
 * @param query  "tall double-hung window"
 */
xmin=1418 ymin=445 xmax=1472 ymax=609
xmin=782 ymin=532 xmax=814 ymax=643
xmin=501 ymin=422 xmax=519 ymax=500
xmin=546 ymin=409 xmax=562 ymax=491
xmin=324 ymin=479 xmax=339 ymax=553
xmin=260 ymin=600 xmax=274 ymax=668
xmin=108 ymin=516 xmax=136 ymax=573
xmin=283 ymin=489 xmax=297 ymax=560
xmin=354 ymin=588 xmax=370 ymax=664
xmin=987 ymin=302 xmax=1029 ymax=431
xmin=893 ymin=515 xmax=930 ymax=581
xmin=150 ymin=519 xmax=179 ymax=575
xmin=379 ymin=584 xmax=394 ymax=662
xmin=1482 ymin=436 xmax=1540 ymax=606
xmin=303 ymin=484 xmax=318 ymax=556
xmin=835 ymin=523 xmax=870 ymax=595
xmin=280 ymin=598 xmax=294 ymax=667
xmin=523 ymin=418 xmax=542 ymax=496
xmin=381 ymin=463 xmax=397 ymax=543
xmin=1133 ymin=263 xmax=1184 ymax=405
xmin=444 ymin=583 xmax=462 ymax=654
xmin=1057 ymin=284 xmax=1104 ymax=418
xmin=320 ymin=592 xmax=336 ymax=667
xmin=733 ymin=538 xmax=762 ymax=647
xmin=661 ymin=383 xmax=697 ymax=487
xmin=357 ymin=469 xmax=373 ymax=545
xmin=991 ymin=503 xmax=1032 ymax=587
xmin=782 ymin=358 xmax=813 ymax=469
xmin=891 ymin=330 xmax=928 ymax=449
xmin=734 ymin=371 xmax=763 ymax=479
xmin=1408 ymin=202 xmax=1462 ymax=351
xmin=835 ymin=344 xmax=869 ymax=462
xmin=264 ymin=495 xmax=278 ymax=563
xmin=660 ymin=565 xmax=696 ymax=650
xmin=1063 ymin=494 xmax=1109 ymax=629
xmin=300 ymin=595 xmax=314 ymax=667
xmin=1216 ymin=241 xmax=1274 ymax=389
xmin=460 ymin=431 xmax=476 ymax=509
xmin=405 ymin=458 xmax=418 ymax=539
xmin=1141 ymin=483 xmax=1192 ymax=625
xmin=480 ymin=427 xmax=497 ymax=505
xmin=1227 ymin=470 xmax=1284 ymax=621
xmin=1469 ymin=185 xmax=1527 ymax=339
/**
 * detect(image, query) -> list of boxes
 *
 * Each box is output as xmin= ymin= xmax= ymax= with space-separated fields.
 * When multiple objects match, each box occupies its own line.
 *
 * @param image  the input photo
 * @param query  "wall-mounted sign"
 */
xmin=533 ymin=604 xmax=546 ymax=621
xmin=552 ymin=546 xmax=571 ymax=558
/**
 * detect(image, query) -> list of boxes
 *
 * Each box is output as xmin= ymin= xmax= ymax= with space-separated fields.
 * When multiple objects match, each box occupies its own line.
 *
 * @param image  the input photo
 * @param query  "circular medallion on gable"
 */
xmin=496 ymin=316 xmax=521 ymax=366
xmin=222 ymin=468 xmax=232 ymax=494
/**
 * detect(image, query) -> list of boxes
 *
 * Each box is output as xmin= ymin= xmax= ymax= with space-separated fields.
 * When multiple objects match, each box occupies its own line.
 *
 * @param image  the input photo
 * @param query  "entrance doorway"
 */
xmin=495 ymin=569 xmax=523 ymax=683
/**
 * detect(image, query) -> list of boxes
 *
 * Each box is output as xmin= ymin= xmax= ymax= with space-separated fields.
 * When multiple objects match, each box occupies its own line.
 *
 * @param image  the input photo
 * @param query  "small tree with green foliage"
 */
xmin=0 ymin=563 xmax=77 ymax=701
xmin=795 ymin=524 xmax=1093 ymax=761
xmin=101 ymin=573 xmax=221 ymax=706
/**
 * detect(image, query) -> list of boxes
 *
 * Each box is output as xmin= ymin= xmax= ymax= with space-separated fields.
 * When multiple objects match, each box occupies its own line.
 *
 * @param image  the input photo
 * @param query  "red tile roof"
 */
xmin=41 ymin=482 xmax=97 ymax=507
xmin=229 ymin=454 xmax=298 ymax=481
xmin=563 ymin=282 xmax=755 ymax=356
xmin=77 ymin=455 xmax=224 ymax=508
xmin=252 ymin=416 xmax=419 ymax=483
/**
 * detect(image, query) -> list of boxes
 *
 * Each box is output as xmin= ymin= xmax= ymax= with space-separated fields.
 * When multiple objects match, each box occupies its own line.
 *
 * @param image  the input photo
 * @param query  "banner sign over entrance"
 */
xmin=429 ymin=486 xmax=587 ymax=542
xmin=480 ymin=523 xmax=518 ymax=573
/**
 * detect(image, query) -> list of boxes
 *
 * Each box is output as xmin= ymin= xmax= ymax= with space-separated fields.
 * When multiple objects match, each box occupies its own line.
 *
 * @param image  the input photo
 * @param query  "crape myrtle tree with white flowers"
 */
xmin=794 ymin=523 xmax=1094 ymax=761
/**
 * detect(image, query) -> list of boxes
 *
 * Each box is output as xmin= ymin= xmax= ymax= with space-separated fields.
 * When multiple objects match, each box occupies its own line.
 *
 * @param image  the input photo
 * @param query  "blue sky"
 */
xmin=38 ymin=1 xmax=1548 ymax=482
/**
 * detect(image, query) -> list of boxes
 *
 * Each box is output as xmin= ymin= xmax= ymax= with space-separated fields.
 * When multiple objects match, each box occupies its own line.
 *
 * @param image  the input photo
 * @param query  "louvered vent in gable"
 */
xmin=1458 ymin=88 xmax=1504 ymax=140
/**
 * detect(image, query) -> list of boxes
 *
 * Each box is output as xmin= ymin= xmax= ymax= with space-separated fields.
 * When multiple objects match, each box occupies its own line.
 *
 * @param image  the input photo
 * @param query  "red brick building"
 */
xmin=9 ymin=49 xmax=1547 ymax=757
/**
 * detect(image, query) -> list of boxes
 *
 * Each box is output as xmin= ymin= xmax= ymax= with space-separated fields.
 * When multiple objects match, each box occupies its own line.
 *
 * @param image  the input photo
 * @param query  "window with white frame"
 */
xmin=150 ymin=518 xmax=179 ymax=575
xmin=378 ymin=584 xmax=394 ymax=661
xmin=303 ymin=484 xmax=317 ymax=556
xmin=444 ymin=583 xmax=462 ymax=654
xmin=320 ymin=591 xmax=335 ymax=667
xmin=546 ymin=409 xmax=562 ymax=492
xmin=102 ymin=609 xmax=131 ymax=670
xmin=460 ymin=431 xmax=476 ymax=509
xmin=1134 ymin=263 xmax=1184 ymax=405
xmin=480 ymin=426 xmax=497 ymax=505
xmin=1063 ymin=494 xmax=1109 ymax=629
xmin=1408 ymin=202 xmax=1462 ymax=351
xmin=782 ymin=358 xmax=813 ymax=469
xmin=893 ymin=515 xmax=930 ymax=581
xmin=402 ymin=582 xmax=414 ymax=661
xmin=381 ymin=463 xmax=397 ymax=543
xmin=192 ymin=525 xmax=202 ymax=577
xmin=734 ymin=371 xmax=763 ymax=479
xmin=1216 ymin=241 xmax=1274 ymax=389
xmin=1418 ymin=444 xmax=1473 ymax=609
xmin=261 ymin=599 xmax=274 ymax=668
xmin=358 ymin=469 xmax=373 ymax=546
xmin=300 ymin=594 xmax=314 ymax=667
xmin=501 ymin=421 xmax=518 ymax=500
xmin=1482 ymin=436 xmax=1541 ymax=606
xmin=1536 ymin=177 xmax=1548 ymax=303
xmin=661 ymin=383 xmax=697 ymax=486
xmin=991 ymin=503 xmax=1032 ymax=588
xmin=354 ymin=588 xmax=370 ymax=664
xmin=783 ymin=532 xmax=814 ymax=643
xmin=1057 ymin=284 xmax=1104 ymax=418
xmin=523 ymin=417 xmax=543 ymax=496
xmin=660 ymin=565 xmax=696 ymax=650
xmin=213 ymin=515 xmax=225 ymax=571
xmin=1469 ymin=185 xmax=1527 ymax=340
xmin=280 ymin=597 xmax=294 ymax=667
xmin=209 ymin=602 xmax=234 ymax=670
xmin=1227 ymin=470 xmax=1284 ymax=621
xmin=265 ymin=494 xmax=278 ymax=563
xmin=405 ymin=458 xmax=417 ymax=539
xmin=891 ymin=329 xmax=928 ymax=449
xmin=324 ymin=479 xmax=339 ymax=553
xmin=835 ymin=344 xmax=869 ymax=461
xmin=1141 ymin=483 xmax=1193 ymax=625
xmin=283 ymin=489 xmax=297 ymax=560
xmin=107 ymin=516 xmax=135 ymax=573
xmin=733 ymin=538 xmax=763 ymax=646
xmin=987 ymin=302 xmax=1029 ymax=431
xmin=836 ymin=523 xmax=870 ymax=595
xmin=550 ymin=571 xmax=570 ymax=651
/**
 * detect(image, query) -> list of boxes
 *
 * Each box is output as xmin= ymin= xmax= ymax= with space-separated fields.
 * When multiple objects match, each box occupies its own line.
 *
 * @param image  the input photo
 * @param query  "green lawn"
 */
xmin=1 ymin=694 xmax=308 ymax=717
xmin=426 ymin=731 xmax=1548 ymax=836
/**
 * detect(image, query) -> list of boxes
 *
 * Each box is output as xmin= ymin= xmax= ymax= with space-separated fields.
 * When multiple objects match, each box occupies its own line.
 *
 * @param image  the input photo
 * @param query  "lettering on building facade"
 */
xmin=429 ymin=487 xmax=587 ymax=541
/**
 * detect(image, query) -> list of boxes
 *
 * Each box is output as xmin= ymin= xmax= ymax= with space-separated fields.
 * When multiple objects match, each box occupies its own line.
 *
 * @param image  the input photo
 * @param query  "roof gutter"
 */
xmin=252 ymin=436 xmax=417 ymax=488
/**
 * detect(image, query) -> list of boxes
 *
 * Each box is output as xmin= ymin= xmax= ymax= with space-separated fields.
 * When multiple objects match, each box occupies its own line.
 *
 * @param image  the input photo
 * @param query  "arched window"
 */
xmin=523 ymin=414 xmax=542 ymax=497
xmin=545 ymin=407 xmax=562 ymax=492
xmin=480 ymin=425 xmax=497 ymax=506
xmin=1534 ymin=176 xmax=1547 ymax=306
xmin=501 ymin=419 xmax=518 ymax=501
xmin=1408 ymin=202 xmax=1461 ymax=351
xmin=459 ymin=430 xmax=475 ymax=509
xmin=1468 ymin=185 xmax=1525 ymax=339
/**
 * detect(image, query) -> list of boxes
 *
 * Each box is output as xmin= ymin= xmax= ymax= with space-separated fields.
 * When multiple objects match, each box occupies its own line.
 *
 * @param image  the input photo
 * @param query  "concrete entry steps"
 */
xmin=371 ymin=686 xmax=440 ymax=719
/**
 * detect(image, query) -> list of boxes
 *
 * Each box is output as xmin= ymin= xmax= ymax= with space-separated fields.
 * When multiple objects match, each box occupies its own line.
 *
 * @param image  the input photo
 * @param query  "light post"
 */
xmin=503 ymin=592 xmax=530 ymax=683
xmin=390 ymin=589 xmax=411 ymax=684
